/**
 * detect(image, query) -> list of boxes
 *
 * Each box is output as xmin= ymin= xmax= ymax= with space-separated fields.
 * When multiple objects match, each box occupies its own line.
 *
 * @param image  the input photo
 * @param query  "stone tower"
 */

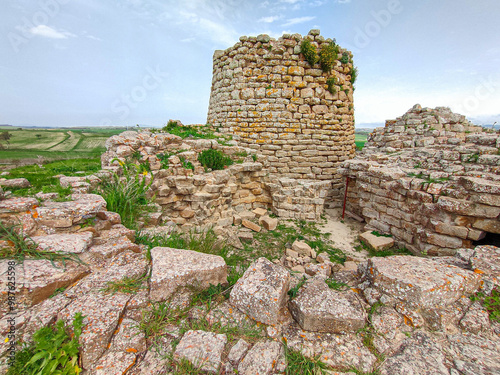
xmin=207 ymin=30 xmax=356 ymax=203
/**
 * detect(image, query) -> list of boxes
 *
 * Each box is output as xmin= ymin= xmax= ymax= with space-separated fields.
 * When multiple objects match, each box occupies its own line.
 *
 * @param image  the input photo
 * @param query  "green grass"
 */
xmin=470 ymin=288 xmax=500 ymax=322
xmin=4 ymin=157 xmax=101 ymax=197
xmin=283 ymin=340 xmax=330 ymax=375
xmin=162 ymin=121 xmax=217 ymax=140
xmin=93 ymin=162 xmax=152 ymax=229
xmin=101 ymin=273 xmax=148 ymax=294
xmin=7 ymin=313 xmax=84 ymax=375
xmin=288 ymin=277 xmax=307 ymax=300
xmin=325 ymin=278 xmax=349 ymax=290
xmin=355 ymin=133 xmax=367 ymax=150
xmin=0 ymin=221 xmax=83 ymax=265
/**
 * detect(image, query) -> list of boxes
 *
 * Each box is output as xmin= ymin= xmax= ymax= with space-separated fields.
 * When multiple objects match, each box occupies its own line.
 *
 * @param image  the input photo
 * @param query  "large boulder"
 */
xmin=32 ymin=232 xmax=94 ymax=254
xmin=149 ymin=247 xmax=227 ymax=302
xmin=230 ymin=257 xmax=290 ymax=325
xmin=361 ymin=256 xmax=481 ymax=309
xmin=289 ymin=278 xmax=366 ymax=333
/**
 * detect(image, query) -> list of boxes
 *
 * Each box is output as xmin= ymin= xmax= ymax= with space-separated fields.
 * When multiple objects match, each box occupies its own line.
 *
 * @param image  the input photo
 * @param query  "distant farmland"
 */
xmin=0 ymin=127 xmax=128 ymax=163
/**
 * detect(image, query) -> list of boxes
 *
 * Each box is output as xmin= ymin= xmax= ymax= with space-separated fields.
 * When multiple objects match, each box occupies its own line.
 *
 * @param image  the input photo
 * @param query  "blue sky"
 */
xmin=1 ymin=0 xmax=499 ymax=127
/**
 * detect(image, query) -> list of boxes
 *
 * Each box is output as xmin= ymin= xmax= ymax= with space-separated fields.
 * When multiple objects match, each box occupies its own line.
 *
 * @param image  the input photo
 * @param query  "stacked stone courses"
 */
xmin=207 ymin=29 xmax=356 ymax=204
xmin=340 ymin=105 xmax=500 ymax=256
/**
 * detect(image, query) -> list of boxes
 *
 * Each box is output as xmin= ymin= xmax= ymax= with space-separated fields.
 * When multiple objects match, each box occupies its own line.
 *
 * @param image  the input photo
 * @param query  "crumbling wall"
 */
xmin=101 ymin=131 xmax=330 ymax=226
xmin=340 ymin=105 xmax=500 ymax=255
xmin=206 ymin=29 xmax=356 ymax=205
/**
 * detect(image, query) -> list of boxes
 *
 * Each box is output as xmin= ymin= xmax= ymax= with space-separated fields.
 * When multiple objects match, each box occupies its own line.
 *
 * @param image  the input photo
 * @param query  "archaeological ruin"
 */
xmin=1 ymin=30 xmax=500 ymax=375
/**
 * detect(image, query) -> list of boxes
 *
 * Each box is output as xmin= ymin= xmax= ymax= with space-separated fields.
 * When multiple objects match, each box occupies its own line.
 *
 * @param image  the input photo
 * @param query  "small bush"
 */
xmin=95 ymin=162 xmax=152 ymax=229
xmin=340 ymin=52 xmax=350 ymax=64
xmin=162 ymin=121 xmax=216 ymax=140
xmin=7 ymin=313 xmax=84 ymax=375
xmin=300 ymin=39 xmax=318 ymax=66
xmin=471 ymin=288 xmax=500 ymax=322
xmin=319 ymin=42 xmax=337 ymax=72
xmin=198 ymin=149 xmax=233 ymax=171
xmin=350 ymin=66 xmax=358 ymax=85
xmin=326 ymin=77 xmax=337 ymax=95
xmin=283 ymin=339 xmax=329 ymax=374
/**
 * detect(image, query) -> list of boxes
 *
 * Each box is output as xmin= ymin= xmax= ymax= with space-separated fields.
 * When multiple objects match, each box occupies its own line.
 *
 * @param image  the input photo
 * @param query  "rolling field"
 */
xmin=0 ymin=127 xmax=128 ymax=164
xmin=355 ymin=133 xmax=368 ymax=150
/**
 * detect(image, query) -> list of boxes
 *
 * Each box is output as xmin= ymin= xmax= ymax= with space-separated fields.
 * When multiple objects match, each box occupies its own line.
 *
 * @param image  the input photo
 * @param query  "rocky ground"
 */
xmin=0 ymin=177 xmax=499 ymax=375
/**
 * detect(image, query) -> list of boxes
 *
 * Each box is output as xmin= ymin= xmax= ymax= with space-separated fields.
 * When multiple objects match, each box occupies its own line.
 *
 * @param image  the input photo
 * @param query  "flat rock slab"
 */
xmin=0 ymin=259 xmax=89 ymax=310
xmin=0 ymin=197 xmax=38 ymax=213
xmin=230 ymin=257 xmax=290 ymax=325
xmin=32 ymin=232 xmax=94 ymax=254
xmin=359 ymin=231 xmax=394 ymax=251
xmin=58 ymin=291 xmax=131 ymax=368
xmin=289 ymin=278 xmax=366 ymax=333
xmin=380 ymin=332 xmax=449 ymax=375
xmin=37 ymin=194 xmax=107 ymax=226
xmin=0 ymin=178 xmax=31 ymax=188
xmin=174 ymin=330 xmax=227 ymax=373
xmin=470 ymin=245 xmax=500 ymax=287
xmin=88 ymin=236 xmax=141 ymax=259
xmin=364 ymin=256 xmax=481 ymax=309
xmin=65 ymin=250 xmax=147 ymax=298
xmin=150 ymin=247 xmax=227 ymax=302
xmin=238 ymin=341 xmax=284 ymax=375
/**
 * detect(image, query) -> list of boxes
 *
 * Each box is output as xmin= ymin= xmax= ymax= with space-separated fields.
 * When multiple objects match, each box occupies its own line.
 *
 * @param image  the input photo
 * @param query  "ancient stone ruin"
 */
xmin=1 ymin=30 xmax=500 ymax=375
xmin=340 ymin=104 xmax=500 ymax=257
xmin=207 ymin=29 xmax=356 ymax=204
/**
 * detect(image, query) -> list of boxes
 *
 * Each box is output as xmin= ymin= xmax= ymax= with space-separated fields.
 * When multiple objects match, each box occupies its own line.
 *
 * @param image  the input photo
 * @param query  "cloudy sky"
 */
xmin=1 ymin=0 xmax=499 ymax=127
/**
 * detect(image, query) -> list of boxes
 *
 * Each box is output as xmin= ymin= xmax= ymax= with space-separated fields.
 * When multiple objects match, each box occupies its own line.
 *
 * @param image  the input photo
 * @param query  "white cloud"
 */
xmin=29 ymin=25 xmax=75 ymax=39
xmin=258 ymin=16 xmax=281 ymax=23
xmin=280 ymin=0 xmax=301 ymax=3
xmin=335 ymin=0 xmax=351 ymax=3
xmin=281 ymin=16 xmax=315 ymax=27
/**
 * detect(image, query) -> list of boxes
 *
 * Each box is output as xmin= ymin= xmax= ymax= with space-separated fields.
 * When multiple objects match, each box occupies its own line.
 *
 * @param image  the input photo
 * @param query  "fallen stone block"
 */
xmin=32 ymin=232 xmax=94 ymax=254
xmin=150 ymin=247 xmax=227 ymax=302
xmin=359 ymin=231 xmax=394 ymax=251
xmin=289 ymin=278 xmax=366 ymax=333
xmin=259 ymin=215 xmax=278 ymax=231
xmin=0 ymin=197 xmax=38 ymax=214
xmin=238 ymin=231 xmax=254 ymax=243
xmin=252 ymin=207 xmax=267 ymax=217
xmin=292 ymin=240 xmax=312 ymax=256
xmin=0 ymin=178 xmax=30 ymax=189
xmin=238 ymin=341 xmax=284 ymax=375
xmin=230 ymin=257 xmax=290 ymax=325
xmin=174 ymin=330 xmax=227 ymax=373
xmin=363 ymin=256 xmax=481 ymax=309
xmin=241 ymin=219 xmax=261 ymax=232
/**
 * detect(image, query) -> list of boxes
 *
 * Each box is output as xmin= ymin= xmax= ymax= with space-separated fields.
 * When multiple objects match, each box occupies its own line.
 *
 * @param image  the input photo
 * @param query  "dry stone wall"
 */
xmin=101 ymin=130 xmax=330 ymax=226
xmin=206 ymin=30 xmax=356 ymax=205
xmin=340 ymin=105 xmax=500 ymax=256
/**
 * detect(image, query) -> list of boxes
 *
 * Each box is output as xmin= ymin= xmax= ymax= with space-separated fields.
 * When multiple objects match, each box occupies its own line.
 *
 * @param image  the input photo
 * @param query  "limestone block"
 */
xmin=359 ymin=231 xmax=394 ymax=251
xmin=230 ymin=257 xmax=290 ymax=325
xmin=150 ymin=247 xmax=227 ymax=302
xmin=289 ymin=278 xmax=366 ymax=333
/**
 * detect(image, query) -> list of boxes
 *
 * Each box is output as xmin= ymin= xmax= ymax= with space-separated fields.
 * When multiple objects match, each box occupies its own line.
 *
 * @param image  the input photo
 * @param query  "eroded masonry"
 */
xmin=206 ymin=29 xmax=356 ymax=203
xmin=340 ymin=104 xmax=500 ymax=255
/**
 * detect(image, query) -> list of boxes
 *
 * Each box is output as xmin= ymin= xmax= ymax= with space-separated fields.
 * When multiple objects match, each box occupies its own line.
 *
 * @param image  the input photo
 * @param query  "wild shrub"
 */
xmin=7 ymin=313 xmax=84 ymax=375
xmin=300 ymin=39 xmax=318 ymax=66
xmin=197 ymin=149 xmax=233 ymax=171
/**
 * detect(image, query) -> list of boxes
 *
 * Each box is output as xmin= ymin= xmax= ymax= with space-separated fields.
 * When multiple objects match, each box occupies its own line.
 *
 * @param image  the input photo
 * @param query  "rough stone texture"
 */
xmin=0 ymin=259 xmax=89 ymax=313
xmin=150 ymin=247 xmax=227 ymax=302
xmin=470 ymin=245 xmax=500 ymax=288
xmin=292 ymin=240 xmax=312 ymax=256
xmin=230 ymin=257 xmax=290 ymax=325
xmin=289 ymin=278 xmax=366 ymax=333
xmin=32 ymin=232 xmax=94 ymax=254
xmin=241 ymin=219 xmax=261 ymax=232
xmin=228 ymin=339 xmax=251 ymax=366
xmin=57 ymin=292 xmax=131 ymax=368
xmin=379 ymin=332 xmax=449 ymax=375
xmin=447 ymin=333 xmax=500 ymax=374
xmin=459 ymin=301 xmax=490 ymax=334
xmin=92 ymin=351 xmax=136 ymax=375
xmin=0 ymin=197 xmax=38 ymax=214
xmin=259 ymin=215 xmax=278 ymax=231
xmin=340 ymin=105 xmax=500 ymax=255
xmin=0 ymin=178 xmax=30 ymax=188
xmin=362 ymin=256 xmax=481 ymax=309
xmin=359 ymin=231 xmax=394 ymax=251
xmin=207 ymin=31 xmax=355 ymax=206
xmin=283 ymin=323 xmax=377 ymax=373
xmin=174 ymin=330 xmax=227 ymax=373
xmin=237 ymin=340 xmax=284 ymax=375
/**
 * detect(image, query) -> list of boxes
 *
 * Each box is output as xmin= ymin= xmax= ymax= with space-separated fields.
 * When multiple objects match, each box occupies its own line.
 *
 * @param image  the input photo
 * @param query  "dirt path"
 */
xmin=320 ymin=208 xmax=369 ymax=261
